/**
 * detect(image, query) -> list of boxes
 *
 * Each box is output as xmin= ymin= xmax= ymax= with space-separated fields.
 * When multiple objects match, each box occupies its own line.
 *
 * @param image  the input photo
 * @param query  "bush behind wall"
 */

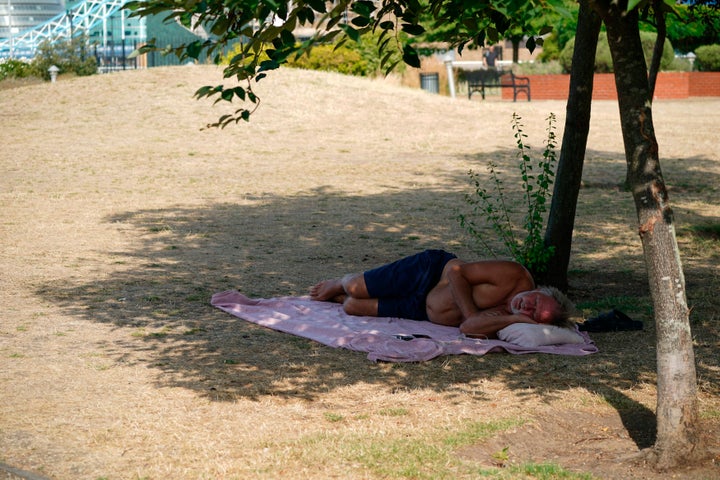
xmin=695 ymin=45 xmax=720 ymax=71
xmin=559 ymin=31 xmax=674 ymax=73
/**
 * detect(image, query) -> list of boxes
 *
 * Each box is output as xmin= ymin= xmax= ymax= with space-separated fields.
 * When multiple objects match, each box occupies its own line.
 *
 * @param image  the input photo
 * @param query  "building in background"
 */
xmin=0 ymin=0 xmax=64 ymax=39
xmin=0 ymin=0 xmax=204 ymax=67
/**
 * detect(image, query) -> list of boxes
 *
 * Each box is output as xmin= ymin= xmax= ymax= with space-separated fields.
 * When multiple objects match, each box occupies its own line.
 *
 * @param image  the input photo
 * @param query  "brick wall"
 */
xmin=689 ymin=72 xmax=720 ymax=97
xmin=502 ymin=72 xmax=720 ymax=100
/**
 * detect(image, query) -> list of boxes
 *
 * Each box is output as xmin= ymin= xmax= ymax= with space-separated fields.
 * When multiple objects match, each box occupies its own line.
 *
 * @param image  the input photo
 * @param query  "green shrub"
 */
xmin=286 ymin=43 xmax=369 ymax=76
xmin=0 ymin=58 xmax=34 ymax=81
xmin=537 ymin=33 xmax=561 ymax=62
xmin=287 ymin=33 xmax=405 ymax=77
xmin=31 ymin=36 xmax=97 ymax=80
xmin=640 ymin=31 xmax=675 ymax=69
xmin=512 ymin=60 xmax=564 ymax=75
xmin=458 ymin=113 xmax=558 ymax=275
xmin=352 ymin=31 xmax=405 ymax=76
xmin=695 ymin=44 xmax=720 ymax=71
xmin=559 ymin=31 xmax=674 ymax=73
xmin=222 ymin=31 xmax=404 ymax=77
xmin=666 ymin=56 xmax=693 ymax=72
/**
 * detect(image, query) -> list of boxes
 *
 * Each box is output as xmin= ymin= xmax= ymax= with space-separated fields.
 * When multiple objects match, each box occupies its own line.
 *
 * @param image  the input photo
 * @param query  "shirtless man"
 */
xmin=310 ymin=249 xmax=576 ymax=338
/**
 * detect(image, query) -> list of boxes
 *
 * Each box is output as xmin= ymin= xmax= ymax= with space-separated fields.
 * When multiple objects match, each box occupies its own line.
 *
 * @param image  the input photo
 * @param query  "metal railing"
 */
xmin=0 ymin=0 xmax=130 ymax=58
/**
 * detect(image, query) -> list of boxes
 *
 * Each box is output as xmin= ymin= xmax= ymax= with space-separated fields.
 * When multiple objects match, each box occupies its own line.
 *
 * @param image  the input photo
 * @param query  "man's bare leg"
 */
xmin=342 ymin=297 xmax=379 ymax=317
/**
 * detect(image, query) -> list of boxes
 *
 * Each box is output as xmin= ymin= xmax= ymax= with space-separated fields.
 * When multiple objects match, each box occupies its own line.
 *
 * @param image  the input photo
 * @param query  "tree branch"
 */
xmin=647 ymin=0 xmax=666 ymax=99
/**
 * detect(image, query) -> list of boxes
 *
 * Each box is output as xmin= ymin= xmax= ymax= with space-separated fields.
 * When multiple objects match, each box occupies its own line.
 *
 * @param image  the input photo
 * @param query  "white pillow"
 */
xmin=497 ymin=323 xmax=584 ymax=347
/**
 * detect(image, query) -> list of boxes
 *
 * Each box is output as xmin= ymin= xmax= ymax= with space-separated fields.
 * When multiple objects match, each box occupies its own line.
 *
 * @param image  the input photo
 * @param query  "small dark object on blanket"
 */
xmin=394 ymin=334 xmax=431 ymax=341
xmin=579 ymin=309 xmax=643 ymax=332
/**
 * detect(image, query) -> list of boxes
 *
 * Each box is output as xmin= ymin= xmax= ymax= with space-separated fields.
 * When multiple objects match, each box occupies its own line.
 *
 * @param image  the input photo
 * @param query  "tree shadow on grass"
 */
xmin=34 ymin=173 xmax=719 ymax=453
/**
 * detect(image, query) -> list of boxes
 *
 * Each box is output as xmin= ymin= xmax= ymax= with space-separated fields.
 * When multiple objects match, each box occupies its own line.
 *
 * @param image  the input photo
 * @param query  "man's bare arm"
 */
xmin=458 ymin=308 xmax=537 ymax=338
xmin=445 ymin=261 xmax=480 ymax=319
xmin=445 ymin=260 xmax=534 ymax=317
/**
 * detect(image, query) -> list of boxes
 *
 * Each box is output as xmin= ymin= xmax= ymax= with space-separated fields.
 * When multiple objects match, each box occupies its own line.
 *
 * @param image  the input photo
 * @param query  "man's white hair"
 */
xmin=536 ymin=285 xmax=580 ymax=329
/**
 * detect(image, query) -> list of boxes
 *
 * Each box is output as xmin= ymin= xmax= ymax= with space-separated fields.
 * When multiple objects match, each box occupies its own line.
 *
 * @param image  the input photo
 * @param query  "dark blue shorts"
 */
xmin=363 ymin=249 xmax=457 ymax=321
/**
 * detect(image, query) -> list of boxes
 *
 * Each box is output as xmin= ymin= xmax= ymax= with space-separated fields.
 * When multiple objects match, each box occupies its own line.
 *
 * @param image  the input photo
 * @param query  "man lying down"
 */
xmin=310 ymin=249 xmax=578 ymax=340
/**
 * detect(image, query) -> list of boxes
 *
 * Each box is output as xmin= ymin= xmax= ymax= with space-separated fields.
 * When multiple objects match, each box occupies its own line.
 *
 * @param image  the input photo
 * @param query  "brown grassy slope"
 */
xmin=0 ymin=66 xmax=718 ymax=479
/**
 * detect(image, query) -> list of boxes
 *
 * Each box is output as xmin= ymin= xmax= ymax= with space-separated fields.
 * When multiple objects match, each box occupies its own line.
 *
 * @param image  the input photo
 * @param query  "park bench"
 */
xmin=464 ymin=69 xmax=531 ymax=102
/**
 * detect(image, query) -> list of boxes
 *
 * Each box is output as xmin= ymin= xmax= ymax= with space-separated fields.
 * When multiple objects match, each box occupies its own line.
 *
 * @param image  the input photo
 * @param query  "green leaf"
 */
xmin=339 ymin=24 xmax=360 ymax=42
xmin=233 ymin=86 xmax=246 ymax=101
xmin=128 ymin=42 xmax=156 ymax=58
xmin=378 ymin=36 xmax=391 ymax=54
xmin=539 ymin=26 xmax=553 ymax=36
xmin=351 ymin=0 xmax=376 ymax=16
xmin=380 ymin=51 xmax=394 ymax=69
xmin=526 ymin=36 xmax=536 ymax=54
xmin=351 ymin=16 xmax=371 ymax=28
xmin=626 ymin=0 xmax=644 ymax=11
xmin=402 ymin=46 xmax=420 ymax=68
xmin=384 ymin=60 xmax=400 ymax=76
xmin=306 ymin=0 xmax=326 ymax=13
xmin=379 ymin=20 xmax=395 ymax=30
xmin=186 ymin=40 xmax=203 ymax=59
xmin=333 ymin=37 xmax=348 ymax=51
xmin=296 ymin=6 xmax=313 ymax=24
xmin=195 ymin=85 xmax=214 ymax=98
xmin=221 ymin=89 xmax=234 ymax=102
xmin=280 ymin=29 xmax=295 ymax=47
xmin=486 ymin=27 xmax=498 ymax=44
xmin=259 ymin=59 xmax=280 ymax=72
xmin=401 ymin=23 xmax=425 ymax=35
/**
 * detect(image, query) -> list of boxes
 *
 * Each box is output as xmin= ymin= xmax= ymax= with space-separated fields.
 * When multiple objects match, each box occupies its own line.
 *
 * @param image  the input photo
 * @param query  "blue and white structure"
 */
xmin=0 ymin=0 xmax=146 ymax=60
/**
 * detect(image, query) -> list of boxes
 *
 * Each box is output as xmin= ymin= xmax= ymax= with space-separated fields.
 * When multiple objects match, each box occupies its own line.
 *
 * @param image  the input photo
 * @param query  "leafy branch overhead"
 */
xmin=124 ymin=0 xmax=562 ymax=127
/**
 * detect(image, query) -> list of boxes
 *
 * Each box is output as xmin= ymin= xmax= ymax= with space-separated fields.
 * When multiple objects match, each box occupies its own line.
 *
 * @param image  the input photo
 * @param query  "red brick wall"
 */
xmin=689 ymin=72 xmax=720 ymax=97
xmin=502 ymin=72 xmax=720 ymax=100
xmin=591 ymin=74 xmax=618 ymax=100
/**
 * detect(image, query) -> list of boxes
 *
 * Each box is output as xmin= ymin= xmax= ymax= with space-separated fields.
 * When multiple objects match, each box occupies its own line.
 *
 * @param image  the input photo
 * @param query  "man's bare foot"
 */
xmin=310 ymin=279 xmax=346 ymax=302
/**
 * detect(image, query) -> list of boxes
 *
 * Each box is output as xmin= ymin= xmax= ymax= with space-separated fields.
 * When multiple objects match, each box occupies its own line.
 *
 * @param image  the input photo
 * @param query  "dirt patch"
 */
xmin=460 ymin=409 xmax=719 ymax=479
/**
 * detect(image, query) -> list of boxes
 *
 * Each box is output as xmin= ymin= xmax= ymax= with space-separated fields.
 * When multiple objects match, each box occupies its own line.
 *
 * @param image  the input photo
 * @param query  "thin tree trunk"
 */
xmin=601 ymin=2 xmax=707 ymax=469
xmin=510 ymin=37 xmax=520 ymax=63
xmin=542 ymin=0 xmax=602 ymax=289
xmin=647 ymin=0 xmax=666 ymax=98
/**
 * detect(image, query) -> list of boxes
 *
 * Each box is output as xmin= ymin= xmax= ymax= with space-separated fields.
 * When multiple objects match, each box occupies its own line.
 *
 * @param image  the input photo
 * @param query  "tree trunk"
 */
xmin=542 ymin=0 xmax=601 ymax=290
xmin=510 ymin=37 xmax=520 ymax=63
xmin=600 ymin=2 xmax=707 ymax=470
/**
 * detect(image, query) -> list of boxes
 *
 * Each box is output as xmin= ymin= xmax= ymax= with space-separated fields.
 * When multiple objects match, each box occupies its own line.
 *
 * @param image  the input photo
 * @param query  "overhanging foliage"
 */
xmin=125 ymin=0 xmax=563 ymax=127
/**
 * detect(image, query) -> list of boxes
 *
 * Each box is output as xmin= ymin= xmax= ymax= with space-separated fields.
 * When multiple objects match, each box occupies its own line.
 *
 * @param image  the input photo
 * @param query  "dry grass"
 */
xmin=0 ymin=65 xmax=718 ymax=479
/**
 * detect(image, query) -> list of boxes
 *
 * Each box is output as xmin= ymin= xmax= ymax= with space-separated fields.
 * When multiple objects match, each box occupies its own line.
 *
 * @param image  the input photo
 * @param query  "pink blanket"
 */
xmin=210 ymin=291 xmax=598 ymax=362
